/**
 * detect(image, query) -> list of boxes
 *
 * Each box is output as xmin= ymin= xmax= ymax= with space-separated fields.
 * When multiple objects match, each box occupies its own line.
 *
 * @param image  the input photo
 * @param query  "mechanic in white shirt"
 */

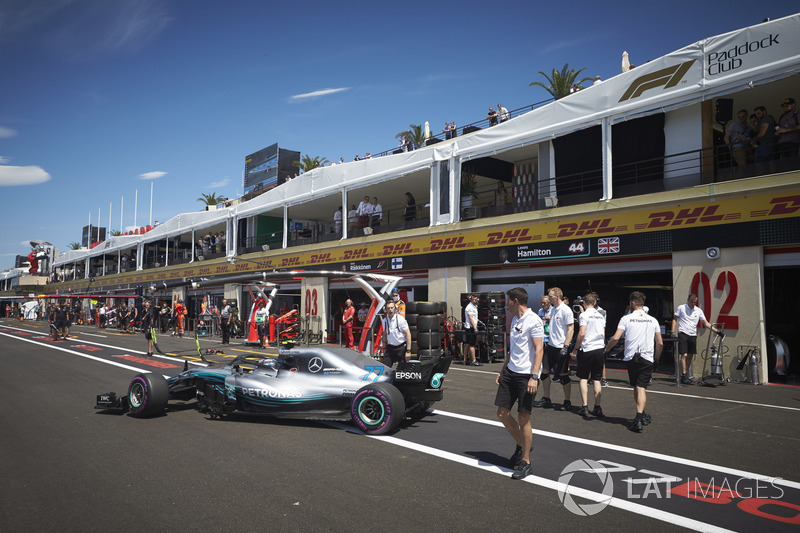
xmin=495 ymin=286 xmax=544 ymax=480
xmin=381 ymin=300 xmax=411 ymax=367
xmin=463 ymin=294 xmax=481 ymax=366
xmin=671 ymin=293 xmax=719 ymax=384
xmin=537 ymin=287 xmax=574 ymax=411
xmin=571 ymin=293 xmax=607 ymax=418
xmin=605 ymin=291 xmax=663 ymax=432
xmin=254 ymin=301 xmax=269 ymax=348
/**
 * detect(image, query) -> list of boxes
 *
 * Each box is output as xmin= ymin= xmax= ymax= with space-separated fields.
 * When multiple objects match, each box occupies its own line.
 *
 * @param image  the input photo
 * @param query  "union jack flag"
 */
xmin=598 ymin=237 xmax=620 ymax=254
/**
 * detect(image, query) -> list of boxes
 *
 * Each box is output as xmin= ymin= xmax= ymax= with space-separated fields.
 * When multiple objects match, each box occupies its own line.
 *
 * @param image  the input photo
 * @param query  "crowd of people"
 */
xmin=337 ymin=192 xmax=416 ymax=236
xmin=724 ymin=97 xmax=800 ymax=174
xmin=197 ymin=232 xmax=226 ymax=257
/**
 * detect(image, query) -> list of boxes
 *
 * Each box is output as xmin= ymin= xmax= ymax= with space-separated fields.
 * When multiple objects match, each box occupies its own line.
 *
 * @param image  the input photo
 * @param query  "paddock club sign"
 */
xmin=59 ymin=190 xmax=800 ymax=287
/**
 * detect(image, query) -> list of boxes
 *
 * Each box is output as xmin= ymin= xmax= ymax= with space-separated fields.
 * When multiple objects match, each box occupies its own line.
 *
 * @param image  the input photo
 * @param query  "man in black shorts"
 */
xmin=495 ymin=287 xmax=544 ymax=480
xmin=604 ymin=291 xmax=663 ymax=432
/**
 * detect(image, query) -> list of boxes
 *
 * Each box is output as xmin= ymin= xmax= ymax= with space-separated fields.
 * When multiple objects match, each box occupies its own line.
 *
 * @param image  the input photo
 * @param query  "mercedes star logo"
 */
xmin=308 ymin=357 xmax=324 ymax=373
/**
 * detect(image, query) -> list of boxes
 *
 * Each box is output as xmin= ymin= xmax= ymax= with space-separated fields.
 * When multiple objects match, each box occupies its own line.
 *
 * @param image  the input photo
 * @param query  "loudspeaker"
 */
xmin=706 ymin=247 xmax=720 ymax=260
xmin=715 ymin=99 xmax=733 ymax=123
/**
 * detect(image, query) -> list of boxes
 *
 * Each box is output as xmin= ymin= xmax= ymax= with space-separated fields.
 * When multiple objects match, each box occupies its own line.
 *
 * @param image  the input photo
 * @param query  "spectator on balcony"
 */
xmin=450 ymin=121 xmax=457 ymax=138
xmin=776 ymin=98 xmax=800 ymax=161
xmin=403 ymin=192 xmax=417 ymax=222
xmin=348 ymin=204 xmax=358 ymax=235
xmin=356 ymin=195 xmax=372 ymax=231
xmin=593 ymin=75 xmax=602 ymax=85
xmin=197 ymin=239 xmax=206 ymax=258
xmin=752 ymin=105 xmax=777 ymax=164
xmin=443 ymin=122 xmax=452 ymax=140
xmin=724 ymin=109 xmax=751 ymax=168
xmin=219 ymin=231 xmax=226 ymax=252
xmin=204 ymin=233 xmax=213 ymax=254
xmin=488 ymin=107 xmax=498 ymax=126
xmin=495 ymin=181 xmax=511 ymax=209
xmin=334 ymin=206 xmax=343 ymax=234
xmin=371 ymin=197 xmax=382 ymax=229
xmin=498 ymin=104 xmax=509 ymax=123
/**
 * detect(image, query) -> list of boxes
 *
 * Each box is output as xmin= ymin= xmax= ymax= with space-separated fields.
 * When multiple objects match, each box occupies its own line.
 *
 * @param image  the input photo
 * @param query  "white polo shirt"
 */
xmin=383 ymin=314 xmax=409 ymax=346
xmin=578 ymin=307 xmax=606 ymax=351
xmin=464 ymin=302 xmax=478 ymax=330
xmin=548 ymin=302 xmax=573 ymax=348
xmin=508 ymin=309 xmax=544 ymax=374
xmin=674 ymin=304 xmax=707 ymax=336
xmin=617 ymin=310 xmax=660 ymax=362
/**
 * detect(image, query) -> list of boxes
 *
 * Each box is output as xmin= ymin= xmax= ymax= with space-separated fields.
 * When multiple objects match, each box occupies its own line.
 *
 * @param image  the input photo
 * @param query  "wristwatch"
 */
xmin=531 ymin=374 xmax=539 ymax=380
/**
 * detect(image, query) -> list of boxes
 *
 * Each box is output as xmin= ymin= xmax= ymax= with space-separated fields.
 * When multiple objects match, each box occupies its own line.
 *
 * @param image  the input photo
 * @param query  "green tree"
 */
xmin=197 ymin=192 xmax=222 ymax=206
xmin=529 ymin=63 xmax=593 ymax=100
xmin=395 ymin=124 xmax=426 ymax=149
xmin=293 ymin=155 xmax=328 ymax=172
xmin=111 ymin=230 xmax=122 ymax=237
xmin=68 ymin=242 xmax=81 ymax=250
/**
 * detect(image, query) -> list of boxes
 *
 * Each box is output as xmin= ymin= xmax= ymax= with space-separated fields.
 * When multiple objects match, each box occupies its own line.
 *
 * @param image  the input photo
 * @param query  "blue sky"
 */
xmin=1 ymin=0 xmax=797 ymax=268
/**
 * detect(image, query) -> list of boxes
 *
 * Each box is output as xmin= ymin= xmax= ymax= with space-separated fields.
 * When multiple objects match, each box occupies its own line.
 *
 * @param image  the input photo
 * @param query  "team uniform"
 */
xmin=495 ymin=309 xmax=544 ymax=413
xmin=545 ymin=302 xmax=572 ymax=378
xmin=464 ymin=300 xmax=478 ymax=345
xmin=616 ymin=309 xmax=660 ymax=388
xmin=576 ymin=307 xmax=606 ymax=381
xmin=674 ymin=303 xmax=707 ymax=355
xmin=255 ymin=306 xmax=269 ymax=345
xmin=382 ymin=313 xmax=410 ymax=366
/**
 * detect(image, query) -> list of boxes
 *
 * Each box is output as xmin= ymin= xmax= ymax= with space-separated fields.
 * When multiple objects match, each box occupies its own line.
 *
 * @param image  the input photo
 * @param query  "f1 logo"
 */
xmin=619 ymin=60 xmax=695 ymax=102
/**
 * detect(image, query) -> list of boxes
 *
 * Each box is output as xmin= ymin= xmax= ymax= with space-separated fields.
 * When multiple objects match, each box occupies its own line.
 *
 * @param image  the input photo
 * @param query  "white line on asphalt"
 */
xmin=81 ymin=332 xmax=108 ymax=338
xmin=329 ymin=422 xmax=733 ymax=533
xmin=430 ymin=409 xmax=800 ymax=490
xmin=604 ymin=384 xmax=800 ymax=412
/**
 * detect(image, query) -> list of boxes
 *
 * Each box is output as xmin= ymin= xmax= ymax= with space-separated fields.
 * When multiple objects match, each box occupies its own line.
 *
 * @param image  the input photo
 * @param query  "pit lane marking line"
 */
xmin=429 ymin=409 xmax=800 ymax=490
xmin=603 ymin=384 xmax=800 ymax=412
xmin=330 ymin=422 xmax=733 ymax=533
xmin=81 ymin=333 xmax=107 ymax=338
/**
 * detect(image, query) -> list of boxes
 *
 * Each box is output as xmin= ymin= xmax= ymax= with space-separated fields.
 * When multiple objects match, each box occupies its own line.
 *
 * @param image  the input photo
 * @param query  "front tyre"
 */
xmin=351 ymin=383 xmax=405 ymax=435
xmin=127 ymin=373 xmax=169 ymax=418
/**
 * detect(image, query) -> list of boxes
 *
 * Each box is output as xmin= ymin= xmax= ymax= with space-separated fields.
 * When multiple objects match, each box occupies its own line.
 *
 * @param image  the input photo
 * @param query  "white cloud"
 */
xmin=138 ymin=171 xmax=167 ymax=180
xmin=289 ymin=87 xmax=350 ymax=102
xmin=0 ymin=156 xmax=10 ymax=164
xmin=0 ymin=126 xmax=18 ymax=138
xmin=207 ymin=177 xmax=230 ymax=188
xmin=0 ymin=165 xmax=51 ymax=186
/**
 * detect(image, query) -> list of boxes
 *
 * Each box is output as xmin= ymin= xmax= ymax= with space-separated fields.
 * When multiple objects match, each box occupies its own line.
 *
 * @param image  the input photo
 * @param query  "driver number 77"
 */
xmin=362 ymin=366 xmax=384 ymax=382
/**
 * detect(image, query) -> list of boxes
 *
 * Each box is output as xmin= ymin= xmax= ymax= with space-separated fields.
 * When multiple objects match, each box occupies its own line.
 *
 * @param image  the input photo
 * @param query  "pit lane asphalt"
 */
xmin=1 ymin=319 xmax=799 ymax=532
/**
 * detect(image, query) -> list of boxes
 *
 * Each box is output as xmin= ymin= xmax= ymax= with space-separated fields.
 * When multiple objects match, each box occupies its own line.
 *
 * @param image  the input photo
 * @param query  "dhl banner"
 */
xmin=58 ymin=191 xmax=800 ymax=289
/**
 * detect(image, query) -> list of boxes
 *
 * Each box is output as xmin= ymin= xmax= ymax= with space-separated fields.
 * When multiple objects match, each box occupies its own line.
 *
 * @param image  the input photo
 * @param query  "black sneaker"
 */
xmin=591 ymin=406 xmax=604 ymax=418
xmin=577 ymin=406 xmax=589 ymax=417
xmin=511 ymin=460 xmax=532 ymax=480
xmin=471 ymin=361 xmax=483 ymax=366
xmin=628 ymin=419 xmax=643 ymax=432
xmin=680 ymin=374 xmax=691 ymax=385
xmin=509 ymin=445 xmax=523 ymax=467
xmin=533 ymin=397 xmax=552 ymax=408
xmin=642 ymin=413 xmax=652 ymax=426
xmin=558 ymin=400 xmax=572 ymax=412
xmin=601 ymin=379 xmax=608 ymax=387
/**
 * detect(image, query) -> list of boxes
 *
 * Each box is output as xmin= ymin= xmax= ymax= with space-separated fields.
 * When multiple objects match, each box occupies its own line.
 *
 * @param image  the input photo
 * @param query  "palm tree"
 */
xmin=68 ymin=242 xmax=81 ymax=250
xmin=529 ymin=63 xmax=593 ymax=100
xmin=395 ymin=124 xmax=426 ymax=149
xmin=197 ymin=193 xmax=222 ymax=206
xmin=293 ymin=155 xmax=328 ymax=172
xmin=111 ymin=230 xmax=122 ymax=237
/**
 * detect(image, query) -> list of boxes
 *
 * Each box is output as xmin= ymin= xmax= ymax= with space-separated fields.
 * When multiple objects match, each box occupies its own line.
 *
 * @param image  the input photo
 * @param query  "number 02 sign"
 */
xmin=690 ymin=271 xmax=739 ymax=330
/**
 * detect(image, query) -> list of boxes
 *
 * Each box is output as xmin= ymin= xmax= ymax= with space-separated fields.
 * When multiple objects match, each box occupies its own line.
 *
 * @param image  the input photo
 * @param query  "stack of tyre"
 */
xmin=406 ymin=301 xmax=445 ymax=361
xmin=460 ymin=292 xmax=507 ymax=363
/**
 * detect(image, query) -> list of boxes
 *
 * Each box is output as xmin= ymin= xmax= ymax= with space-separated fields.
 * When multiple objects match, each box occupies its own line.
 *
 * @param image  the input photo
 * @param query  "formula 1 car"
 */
xmin=96 ymin=345 xmax=452 ymax=435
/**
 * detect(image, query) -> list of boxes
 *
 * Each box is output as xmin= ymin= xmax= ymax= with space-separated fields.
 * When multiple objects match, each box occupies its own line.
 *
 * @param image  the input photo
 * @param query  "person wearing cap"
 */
xmin=391 ymin=288 xmax=406 ymax=317
xmin=381 ymin=300 xmax=411 ymax=368
xmin=776 ymin=98 xmax=800 ymax=162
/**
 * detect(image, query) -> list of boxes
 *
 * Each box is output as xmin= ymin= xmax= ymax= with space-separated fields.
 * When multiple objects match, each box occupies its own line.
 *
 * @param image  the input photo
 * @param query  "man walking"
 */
xmin=495 ymin=287 xmax=544 ymax=480
xmin=537 ymin=287 xmax=574 ymax=411
xmin=671 ymin=293 xmax=718 ymax=384
xmin=571 ymin=293 xmax=606 ymax=418
xmin=605 ymin=291 xmax=663 ymax=432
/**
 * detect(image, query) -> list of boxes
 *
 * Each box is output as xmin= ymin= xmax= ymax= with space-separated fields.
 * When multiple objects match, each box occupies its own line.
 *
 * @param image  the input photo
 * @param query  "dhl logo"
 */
xmin=382 ymin=242 xmax=412 ymax=256
xmin=343 ymin=248 xmax=368 ymax=260
xmin=486 ymin=229 xmax=532 ymax=245
xmin=215 ymin=265 xmax=229 ymax=274
xmin=197 ymin=268 xmax=211 ymax=275
xmin=430 ymin=236 xmax=467 ymax=251
xmin=647 ymin=206 xmax=724 ymax=228
xmin=557 ymin=219 xmax=615 ymax=238
xmin=234 ymin=263 xmax=250 ymax=272
xmin=280 ymin=257 xmax=300 ymax=267
xmin=769 ymin=195 xmax=800 ymax=216
xmin=310 ymin=252 xmax=332 ymax=264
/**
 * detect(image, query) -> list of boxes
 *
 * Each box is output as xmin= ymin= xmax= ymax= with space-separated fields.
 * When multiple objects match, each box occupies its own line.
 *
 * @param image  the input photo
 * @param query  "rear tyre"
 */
xmin=350 ymin=382 xmax=405 ymax=435
xmin=127 ymin=373 xmax=169 ymax=418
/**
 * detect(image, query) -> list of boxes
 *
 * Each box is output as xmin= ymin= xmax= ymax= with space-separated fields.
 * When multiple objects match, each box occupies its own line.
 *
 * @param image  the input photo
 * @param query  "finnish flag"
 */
xmin=391 ymin=257 xmax=403 ymax=270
